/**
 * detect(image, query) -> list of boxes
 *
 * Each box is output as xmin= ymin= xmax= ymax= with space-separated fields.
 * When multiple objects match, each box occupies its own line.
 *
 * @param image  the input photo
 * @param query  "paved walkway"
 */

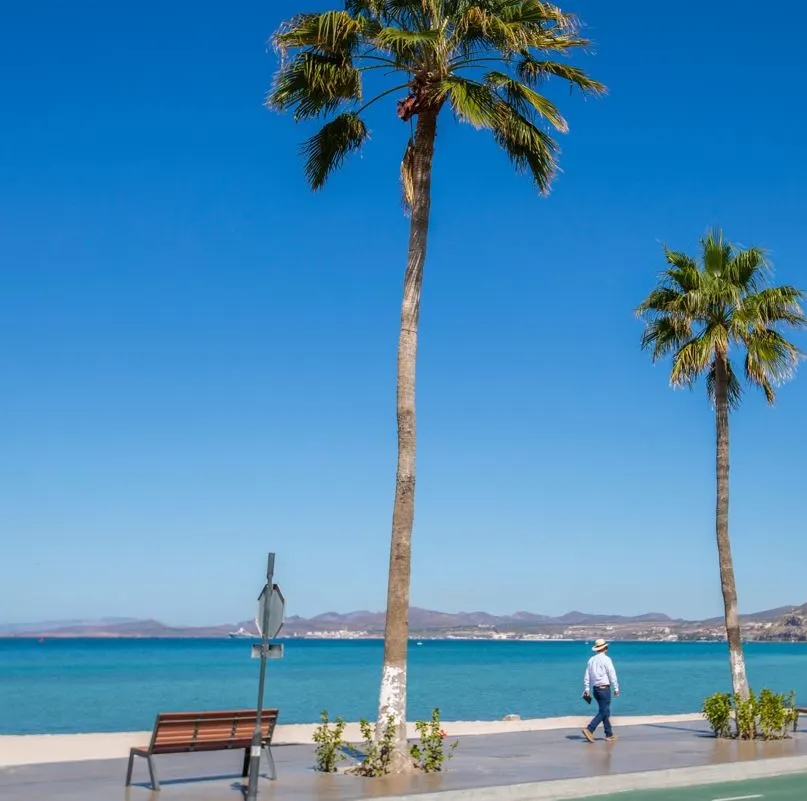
xmin=1 ymin=722 xmax=806 ymax=801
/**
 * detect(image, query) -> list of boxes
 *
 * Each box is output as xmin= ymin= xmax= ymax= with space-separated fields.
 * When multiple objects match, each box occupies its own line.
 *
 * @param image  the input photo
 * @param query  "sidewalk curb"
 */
xmin=368 ymin=754 xmax=807 ymax=800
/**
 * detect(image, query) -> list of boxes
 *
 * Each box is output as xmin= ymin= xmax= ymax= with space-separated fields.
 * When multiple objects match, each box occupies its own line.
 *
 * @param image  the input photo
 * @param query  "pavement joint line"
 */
xmin=360 ymin=755 xmax=807 ymax=801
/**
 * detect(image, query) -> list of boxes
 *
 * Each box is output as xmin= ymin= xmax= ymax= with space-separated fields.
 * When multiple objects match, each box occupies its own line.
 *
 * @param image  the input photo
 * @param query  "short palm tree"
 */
xmin=637 ymin=230 xmax=805 ymax=699
xmin=268 ymin=1 xmax=603 ymax=767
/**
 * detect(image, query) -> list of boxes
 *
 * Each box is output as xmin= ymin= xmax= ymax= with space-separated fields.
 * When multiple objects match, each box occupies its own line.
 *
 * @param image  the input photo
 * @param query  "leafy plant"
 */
xmin=758 ymin=689 xmax=797 ymax=740
xmin=734 ymin=689 xmax=758 ymax=740
xmin=702 ymin=692 xmax=732 ymax=738
xmin=410 ymin=708 xmax=458 ymax=773
xmin=353 ymin=715 xmax=397 ymax=777
xmin=312 ymin=710 xmax=347 ymax=772
xmin=788 ymin=692 xmax=800 ymax=734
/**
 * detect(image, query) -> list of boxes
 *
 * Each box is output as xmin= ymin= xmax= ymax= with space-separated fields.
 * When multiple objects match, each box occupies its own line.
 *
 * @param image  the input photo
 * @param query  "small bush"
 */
xmin=787 ymin=692 xmax=799 ymax=733
xmin=758 ymin=689 xmax=797 ymax=740
xmin=734 ymin=690 xmax=758 ymax=740
xmin=703 ymin=692 xmax=732 ymax=738
xmin=410 ymin=708 xmax=459 ymax=773
xmin=312 ymin=710 xmax=346 ymax=772
xmin=353 ymin=715 xmax=397 ymax=777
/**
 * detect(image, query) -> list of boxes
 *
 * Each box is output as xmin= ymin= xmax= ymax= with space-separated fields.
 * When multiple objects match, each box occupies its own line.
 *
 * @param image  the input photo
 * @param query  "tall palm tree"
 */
xmin=637 ymin=230 xmax=805 ymax=699
xmin=268 ymin=1 xmax=603 ymax=767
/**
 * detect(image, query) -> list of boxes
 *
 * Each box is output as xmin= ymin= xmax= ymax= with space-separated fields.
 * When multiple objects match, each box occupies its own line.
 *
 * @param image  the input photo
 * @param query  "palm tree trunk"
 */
xmin=376 ymin=108 xmax=438 ymax=772
xmin=714 ymin=354 xmax=750 ymax=700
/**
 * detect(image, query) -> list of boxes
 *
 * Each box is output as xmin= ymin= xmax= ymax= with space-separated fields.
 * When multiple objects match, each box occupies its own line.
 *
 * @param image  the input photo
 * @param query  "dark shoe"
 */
xmin=581 ymin=728 xmax=595 ymax=743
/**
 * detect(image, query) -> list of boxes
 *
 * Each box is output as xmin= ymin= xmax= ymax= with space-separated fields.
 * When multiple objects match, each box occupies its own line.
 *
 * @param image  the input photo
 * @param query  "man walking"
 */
xmin=582 ymin=639 xmax=619 ymax=742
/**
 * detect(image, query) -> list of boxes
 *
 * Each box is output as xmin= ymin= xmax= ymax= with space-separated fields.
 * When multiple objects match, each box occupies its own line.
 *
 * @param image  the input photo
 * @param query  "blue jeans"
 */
xmin=587 ymin=686 xmax=613 ymax=737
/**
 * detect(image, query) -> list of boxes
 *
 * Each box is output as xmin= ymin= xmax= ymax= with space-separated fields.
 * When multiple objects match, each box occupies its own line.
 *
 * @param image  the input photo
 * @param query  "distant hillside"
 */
xmin=3 ymin=604 xmax=803 ymax=639
xmin=701 ymin=606 xmax=796 ymax=625
xmin=754 ymin=604 xmax=807 ymax=642
xmin=280 ymin=607 xmax=677 ymax=635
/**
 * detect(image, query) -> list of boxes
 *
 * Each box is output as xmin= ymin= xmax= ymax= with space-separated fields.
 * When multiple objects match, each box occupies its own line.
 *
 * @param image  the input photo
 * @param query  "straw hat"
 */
xmin=592 ymin=639 xmax=608 ymax=653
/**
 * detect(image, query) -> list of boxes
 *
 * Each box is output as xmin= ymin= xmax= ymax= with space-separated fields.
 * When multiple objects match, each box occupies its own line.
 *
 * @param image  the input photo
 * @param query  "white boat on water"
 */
xmin=228 ymin=627 xmax=257 ymax=639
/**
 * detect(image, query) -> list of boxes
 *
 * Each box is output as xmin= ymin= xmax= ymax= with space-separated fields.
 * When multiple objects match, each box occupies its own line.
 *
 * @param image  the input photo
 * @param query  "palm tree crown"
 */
xmin=268 ymin=0 xmax=604 ymax=193
xmin=637 ymin=230 xmax=805 ymax=406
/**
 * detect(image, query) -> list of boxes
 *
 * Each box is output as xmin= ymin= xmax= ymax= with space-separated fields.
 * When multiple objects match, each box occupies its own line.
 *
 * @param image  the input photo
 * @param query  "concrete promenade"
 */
xmin=2 ymin=721 xmax=806 ymax=801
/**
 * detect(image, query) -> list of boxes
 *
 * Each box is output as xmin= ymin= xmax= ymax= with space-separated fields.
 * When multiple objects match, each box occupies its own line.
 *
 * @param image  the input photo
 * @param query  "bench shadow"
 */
xmin=644 ymin=724 xmax=714 ymax=738
xmin=340 ymin=745 xmax=365 ymax=761
xmin=130 ymin=773 xmax=255 ymax=789
xmin=125 ymin=781 xmax=247 ymax=800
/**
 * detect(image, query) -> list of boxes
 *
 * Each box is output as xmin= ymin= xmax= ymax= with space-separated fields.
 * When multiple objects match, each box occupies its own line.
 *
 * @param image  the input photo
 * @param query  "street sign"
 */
xmin=247 ymin=553 xmax=278 ymax=801
xmin=256 ymin=584 xmax=285 ymax=640
xmin=251 ymin=643 xmax=284 ymax=660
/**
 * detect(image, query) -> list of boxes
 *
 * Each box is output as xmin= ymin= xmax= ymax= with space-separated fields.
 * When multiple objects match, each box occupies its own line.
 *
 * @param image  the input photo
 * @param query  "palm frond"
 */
xmin=515 ymin=55 xmax=605 ymax=95
xmin=744 ymin=328 xmax=803 ymax=404
xmin=345 ymin=0 xmax=385 ymax=19
xmin=501 ymin=0 xmax=576 ymax=25
xmin=636 ymin=286 xmax=685 ymax=316
xmin=733 ymin=286 xmax=807 ymax=329
xmin=491 ymin=103 xmax=559 ymax=193
xmin=669 ymin=332 xmax=714 ymax=389
xmin=639 ymin=315 xmax=692 ymax=362
xmin=701 ymin=228 xmax=733 ymax=280
xmin=450 ymin=2 xmax=580 ymax=56
xmin=268 ymin=52 xmax=361 ymax=120
xmin=439 ymin=76 xmax=502 ymax=128
xmin=661 ymin=249 xmax=704 ymax=295
xmin=375 ymin=26 xmax=440 ymax=60
xmin=381 ymin=0 xmax=430 ymax=29
xmin=725 ymin=246 xmax=768 ymax=293
xmin=485 ymin=71 xmax=568 ymax=131
xmin=275 ymin=10 xmax=373 ymax=57
xmin=301 ymin=113 xmax=370 ymax=189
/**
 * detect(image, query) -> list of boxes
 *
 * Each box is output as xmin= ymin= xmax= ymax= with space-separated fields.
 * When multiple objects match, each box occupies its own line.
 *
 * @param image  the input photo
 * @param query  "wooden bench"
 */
xmin=125 ymin=709 xmax=279 ymax=790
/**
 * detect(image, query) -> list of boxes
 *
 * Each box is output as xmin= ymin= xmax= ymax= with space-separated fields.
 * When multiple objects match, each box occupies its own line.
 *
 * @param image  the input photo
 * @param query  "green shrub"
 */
xmin=410 ymin=708 xmax=459 ymax=773
xmin=734 ymin=690 xmax=758 ymax=739
xmin=758 ymin=689 xmax=786 ymax=740
xmin=702 ymin=692 xmax=732 ymax=738
xmin=312 ymin=710 xmax=347 ymax=772
xmin=758 ymin=689 xmax=798 ymax=740
xmin=786 ymin=692 xmax=799 ymax=733
xmin=353 ymin=715 xmax=397 ymax=777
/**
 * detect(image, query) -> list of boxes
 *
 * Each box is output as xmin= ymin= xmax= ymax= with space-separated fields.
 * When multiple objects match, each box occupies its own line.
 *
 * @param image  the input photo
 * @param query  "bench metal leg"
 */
xmin=147 ymin=755 xmax=160 ymax=791
xmin=262 ymin=746 xmax=276 ymax=781
xmin=242 ymin=748 xmax=250 ymax=777
xmin=125 ymin=752 xmax=135 ymax=786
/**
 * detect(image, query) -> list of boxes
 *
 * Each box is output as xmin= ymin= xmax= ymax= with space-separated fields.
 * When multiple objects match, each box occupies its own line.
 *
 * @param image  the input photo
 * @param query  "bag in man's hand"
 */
xmin=582 ymin=692 xmax=592 ymax=704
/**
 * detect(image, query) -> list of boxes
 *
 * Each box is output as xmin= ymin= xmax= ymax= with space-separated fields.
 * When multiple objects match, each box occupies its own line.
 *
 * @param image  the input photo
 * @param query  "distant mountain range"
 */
xmin=283 ymin=607 xmax=679 ymax=632
xmin=1 ymin=604 xmax=801 ymax=639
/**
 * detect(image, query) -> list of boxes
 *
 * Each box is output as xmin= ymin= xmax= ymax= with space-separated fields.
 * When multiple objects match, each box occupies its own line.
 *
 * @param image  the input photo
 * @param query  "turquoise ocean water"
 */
xmin=2 ymin=639 xmax=807 ymax=735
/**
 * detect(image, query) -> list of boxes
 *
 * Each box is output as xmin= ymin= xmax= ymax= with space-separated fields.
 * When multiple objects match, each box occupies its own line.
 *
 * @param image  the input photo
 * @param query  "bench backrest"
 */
xmin=148 ymin=709 xmax=279 ymax=754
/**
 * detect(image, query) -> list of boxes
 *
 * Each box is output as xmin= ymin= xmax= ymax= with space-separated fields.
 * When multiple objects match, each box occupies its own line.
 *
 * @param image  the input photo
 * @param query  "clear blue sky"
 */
xmin=2 ymin=1 xmax=805 ymax=626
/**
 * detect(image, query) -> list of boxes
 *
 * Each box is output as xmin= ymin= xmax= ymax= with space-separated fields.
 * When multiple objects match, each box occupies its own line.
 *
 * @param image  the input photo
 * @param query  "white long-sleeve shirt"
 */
xmin=583 ymin=652 xmax=619 ymax=694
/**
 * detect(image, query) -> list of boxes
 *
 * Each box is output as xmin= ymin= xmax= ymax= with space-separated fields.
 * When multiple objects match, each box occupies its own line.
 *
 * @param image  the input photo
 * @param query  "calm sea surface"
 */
xmin=2 ymin=639 xmax=806 ymax=735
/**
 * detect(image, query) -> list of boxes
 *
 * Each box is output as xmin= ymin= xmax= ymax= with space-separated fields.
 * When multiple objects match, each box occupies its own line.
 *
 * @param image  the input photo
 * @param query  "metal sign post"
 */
xmin=246 ymin=553 xmax=275 ymax=801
